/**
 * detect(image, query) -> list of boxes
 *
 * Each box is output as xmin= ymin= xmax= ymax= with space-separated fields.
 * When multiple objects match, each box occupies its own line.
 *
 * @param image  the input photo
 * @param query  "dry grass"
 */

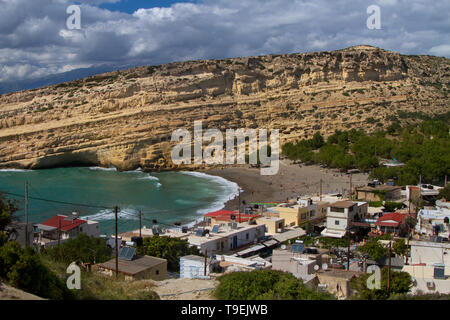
xmin=41 ymin=256 xmax=159 ymax=300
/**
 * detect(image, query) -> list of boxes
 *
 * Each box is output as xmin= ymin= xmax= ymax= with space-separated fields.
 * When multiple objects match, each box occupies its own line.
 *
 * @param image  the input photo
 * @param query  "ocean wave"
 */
xmin=88 ymin=166 xmax=117 ymax=172
xmin=83 ymin=208 xmax=138 ymax=221
xmin=0 ymin=168 xmax=32 ymax=172
xmin=123 ymin=167 xmax=143 ymax=173
xmin=137 ymin=174 xmax=159 ymax=181
xmin=180 ymin=171 xmax=240 ymax=216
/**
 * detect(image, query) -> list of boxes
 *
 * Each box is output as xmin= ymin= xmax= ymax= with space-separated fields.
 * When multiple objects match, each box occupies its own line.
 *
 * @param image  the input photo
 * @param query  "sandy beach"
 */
xmin=203 ymin=159 xmax=370 ymax=211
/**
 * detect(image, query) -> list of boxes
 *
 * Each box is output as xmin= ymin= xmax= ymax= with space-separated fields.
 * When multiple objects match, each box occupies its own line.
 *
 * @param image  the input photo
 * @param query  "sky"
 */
xmin=0 ymin=0 xmax=449 ymax=84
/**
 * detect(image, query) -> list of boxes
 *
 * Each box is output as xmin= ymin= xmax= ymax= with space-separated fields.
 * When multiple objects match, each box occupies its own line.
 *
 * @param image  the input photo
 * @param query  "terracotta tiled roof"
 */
xmin=39 ymin=215 xmax=86 ymax=232
xmin=204 ymin=210 xmax=259 ymax=223
xmin=375 ymin=212 xmax=407 ymax=228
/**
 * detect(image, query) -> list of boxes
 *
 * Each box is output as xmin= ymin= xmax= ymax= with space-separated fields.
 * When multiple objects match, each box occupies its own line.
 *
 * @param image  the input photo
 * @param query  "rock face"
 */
xmin=0 ymin=45 xmax=448 ymax=171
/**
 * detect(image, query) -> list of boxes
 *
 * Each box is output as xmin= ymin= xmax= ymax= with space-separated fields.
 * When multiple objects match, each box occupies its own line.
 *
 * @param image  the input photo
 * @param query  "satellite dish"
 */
xmin=322 ymin=263 xmax=328 ymax=270
xmin=281 ymin=245 xmax=287 ymax=250
xmin=314 ymin=265 xmax=320 ymax=271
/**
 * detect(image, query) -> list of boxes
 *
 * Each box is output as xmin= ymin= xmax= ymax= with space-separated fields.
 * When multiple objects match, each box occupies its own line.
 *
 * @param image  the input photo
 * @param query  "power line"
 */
xmin=0 ymin=190 xmax=111 ymax=209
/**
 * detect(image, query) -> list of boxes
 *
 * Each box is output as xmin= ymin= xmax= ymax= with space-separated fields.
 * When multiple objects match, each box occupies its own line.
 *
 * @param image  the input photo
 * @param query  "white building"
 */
xmin=180 ymin=255 xmax=214 ymax=279
xmin=321 ymin=201 xmax=359 ymax=238
xmin=402 ymin=241 xmax=450 ymax=294
xmin=416 ymin=200 xmax=450 ymax=238
xmin=187 ymin=224 xmax=265 ymax=257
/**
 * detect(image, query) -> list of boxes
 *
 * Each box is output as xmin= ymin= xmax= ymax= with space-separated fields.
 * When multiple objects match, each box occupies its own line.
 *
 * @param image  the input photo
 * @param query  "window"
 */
xmin=310 ymin=210 xmax=316 ymax=217
xmin=301 ymin=213 xmax=307 ymax=220
xmin=156 ymin=270 xmax=159 ymax=275
xmin=335 ymin=220 xmax=340 ymax=225
xmin=246 ymin=233 xmax=249 ymax=240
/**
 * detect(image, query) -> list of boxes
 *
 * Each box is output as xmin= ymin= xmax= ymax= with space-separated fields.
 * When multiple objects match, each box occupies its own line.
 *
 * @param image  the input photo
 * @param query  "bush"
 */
xmin=0 ymin=242 xmax=73 ymax=299
xmin=350 ymin=268 xmax=412 ymax=300
xmin=43 ymin=233 xmax=112 ymax=264
xmin=215 ymin=270 xmax=334 ymax=300
xmin=140 ymin=235 xmax=200 ymax=272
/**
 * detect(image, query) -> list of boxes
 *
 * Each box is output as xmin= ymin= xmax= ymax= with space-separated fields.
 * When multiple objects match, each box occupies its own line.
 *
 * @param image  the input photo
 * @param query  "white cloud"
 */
xmin=429 ymin=44 xmax=450 ymax=57
xmin=0 ymin=0 xmax=449 ymax=83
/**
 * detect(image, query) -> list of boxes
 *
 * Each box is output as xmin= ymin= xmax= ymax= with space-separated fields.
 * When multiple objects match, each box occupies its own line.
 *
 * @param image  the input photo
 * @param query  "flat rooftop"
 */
xmin=97 ymin=255 xmax=166 ymax=276
xmin=188 ymin=224 xmax=263 ymax=245
xmin=356 ymin=185 xmax=402 ymax=192
xmin=330 ymin=201 xmax=356 ymax=209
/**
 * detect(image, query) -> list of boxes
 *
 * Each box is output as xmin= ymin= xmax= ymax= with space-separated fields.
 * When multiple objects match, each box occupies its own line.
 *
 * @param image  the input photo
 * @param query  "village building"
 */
xmin=272 ymin=244 xmax=327 ymax=282
xmin=96 ymin=253 xmax=167 ymax=281
xmin=203 ymin=210 xmax=260 ymax=226
xmin=416 ymin=199 xmax=450 ymax=239
xmin=36 ymin=214 xmax=100 ymax=246
xmin=215 ymin=254 xmax=272 ymax=273
xmin=179 ymin=255 xmax=217 ymax=279
xmin=374 ymin=212 xmax=408 ymax=236
xmin=321 ymin=201 xmax=359 ymax=238
xmin=268 ymin=198 xmax=329 ymax=228
xmin=401 ymin=240 xmax=450 ymax=294
xmin=356 ymin=185 xmax=402 ymax=202
xmin=187 ymin=224 xmax=265 ymax=257
xmin=315 ymin=269 xmax=364 ymax=299
xmin=254 ymin=216 xmax=285 ymax=234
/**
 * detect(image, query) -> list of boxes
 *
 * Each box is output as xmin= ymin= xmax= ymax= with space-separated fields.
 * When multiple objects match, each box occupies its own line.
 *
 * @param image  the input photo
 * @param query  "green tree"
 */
xmin=393 ymin=239 xmax=407 ymax=257
xmin=0 ymin=241 xmax=73 ymax=299
xmin=215 ymin=270 xmax=334 ymax=300
xmin=43 ymin=232 xmax=112 ymax=264
xmin=438 ymin=184 xmax=450 ymax=200
xmin=358 ymin=239 xmax=388 ymax=261
xmin=140 ymin=235 xmax=200 ymax=272
xmin=0 ymin=194 xmax=19 ymax=246
xmin=350 ymin=267 xmax=412 ymax=300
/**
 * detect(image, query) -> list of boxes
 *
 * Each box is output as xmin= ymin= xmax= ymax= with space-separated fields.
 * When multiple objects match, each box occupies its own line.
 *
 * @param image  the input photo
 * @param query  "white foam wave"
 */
xmin=83 ymin=208 xmax=138 ymax=221
xmin=180 ymin=171 xmax=240 ymax=217
xmin=137 ymin=174 xmax=159 ymax=181
xmin=88 ymin=166 xmax=117 ymax=172
xmin=0 ymin=168 xmax=32 ymax=172
xmin=123 ymin=167 xmax=143 ymax=173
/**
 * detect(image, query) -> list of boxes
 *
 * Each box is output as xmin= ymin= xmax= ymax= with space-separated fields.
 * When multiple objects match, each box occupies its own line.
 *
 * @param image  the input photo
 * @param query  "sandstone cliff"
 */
xmin=0 ymin=45 xmax=448 ymax=171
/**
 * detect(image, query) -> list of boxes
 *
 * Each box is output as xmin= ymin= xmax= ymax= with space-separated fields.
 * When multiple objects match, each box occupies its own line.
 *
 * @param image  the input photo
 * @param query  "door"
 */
xmin=233 ymin=236 xmax=237 ymax=249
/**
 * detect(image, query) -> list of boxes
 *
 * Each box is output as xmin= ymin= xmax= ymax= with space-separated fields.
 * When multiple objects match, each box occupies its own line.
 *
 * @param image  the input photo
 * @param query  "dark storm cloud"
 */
xmin=0 ymin=0 xmax=448 ymax=82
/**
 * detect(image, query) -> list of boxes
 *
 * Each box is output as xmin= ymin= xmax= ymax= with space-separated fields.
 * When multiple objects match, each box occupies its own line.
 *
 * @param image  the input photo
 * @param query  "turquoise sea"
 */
xmin=0 ymin=167 xmax=239 ymax=235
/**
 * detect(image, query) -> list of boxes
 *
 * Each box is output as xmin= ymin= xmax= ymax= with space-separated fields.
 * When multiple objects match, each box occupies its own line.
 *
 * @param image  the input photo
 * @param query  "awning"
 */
xmin=36 ymin=224 xmax=57 ymax=231
xmin=320 ymin=228 xmax=346 ymax=238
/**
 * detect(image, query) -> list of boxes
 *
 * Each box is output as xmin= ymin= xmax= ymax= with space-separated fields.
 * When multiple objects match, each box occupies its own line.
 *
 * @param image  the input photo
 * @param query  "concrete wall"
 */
xmin=192 ymin=225 xmax=265 ymax=257
xmin=272 ymin=249 xmax=321 ymax=279
xmin=180 ymin=257 xmax=211 ymax=279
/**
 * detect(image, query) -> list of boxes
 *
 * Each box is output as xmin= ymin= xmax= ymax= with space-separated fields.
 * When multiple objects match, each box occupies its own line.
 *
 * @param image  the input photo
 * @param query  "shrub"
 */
xmin=215 ymin=270 xmax=334 ymax=300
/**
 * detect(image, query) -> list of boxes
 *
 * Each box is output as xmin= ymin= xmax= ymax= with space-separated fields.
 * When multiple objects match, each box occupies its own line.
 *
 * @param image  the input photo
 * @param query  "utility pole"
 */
xmin=25 ymin=181 xmax=29 ymax=247
xmin=204 ymin=249 xmax=208 ymax=277
xmin=319 ymin=179 xmax=322 ymax=201
xmin=387 ymin=240 xmax=392 ymax=296
xmin=139 ymin=210 xmax=142 ymax=238
xmin=58 ymin=215 xmax=61 ymax=247
xmin=347 ymin=226 xmax=351 ymax=271
xmin=349 ymin=173 xmax=353 ymax=200
xmin=115 ymin=205 xmax=119 ymax=279
xmin=238 ymin=187 xmax=241 ymax=222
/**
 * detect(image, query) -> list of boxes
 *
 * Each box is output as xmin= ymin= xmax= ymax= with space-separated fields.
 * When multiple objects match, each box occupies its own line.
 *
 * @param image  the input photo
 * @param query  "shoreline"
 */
xmin=202 ymin=160 xmax=370 ymax=211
